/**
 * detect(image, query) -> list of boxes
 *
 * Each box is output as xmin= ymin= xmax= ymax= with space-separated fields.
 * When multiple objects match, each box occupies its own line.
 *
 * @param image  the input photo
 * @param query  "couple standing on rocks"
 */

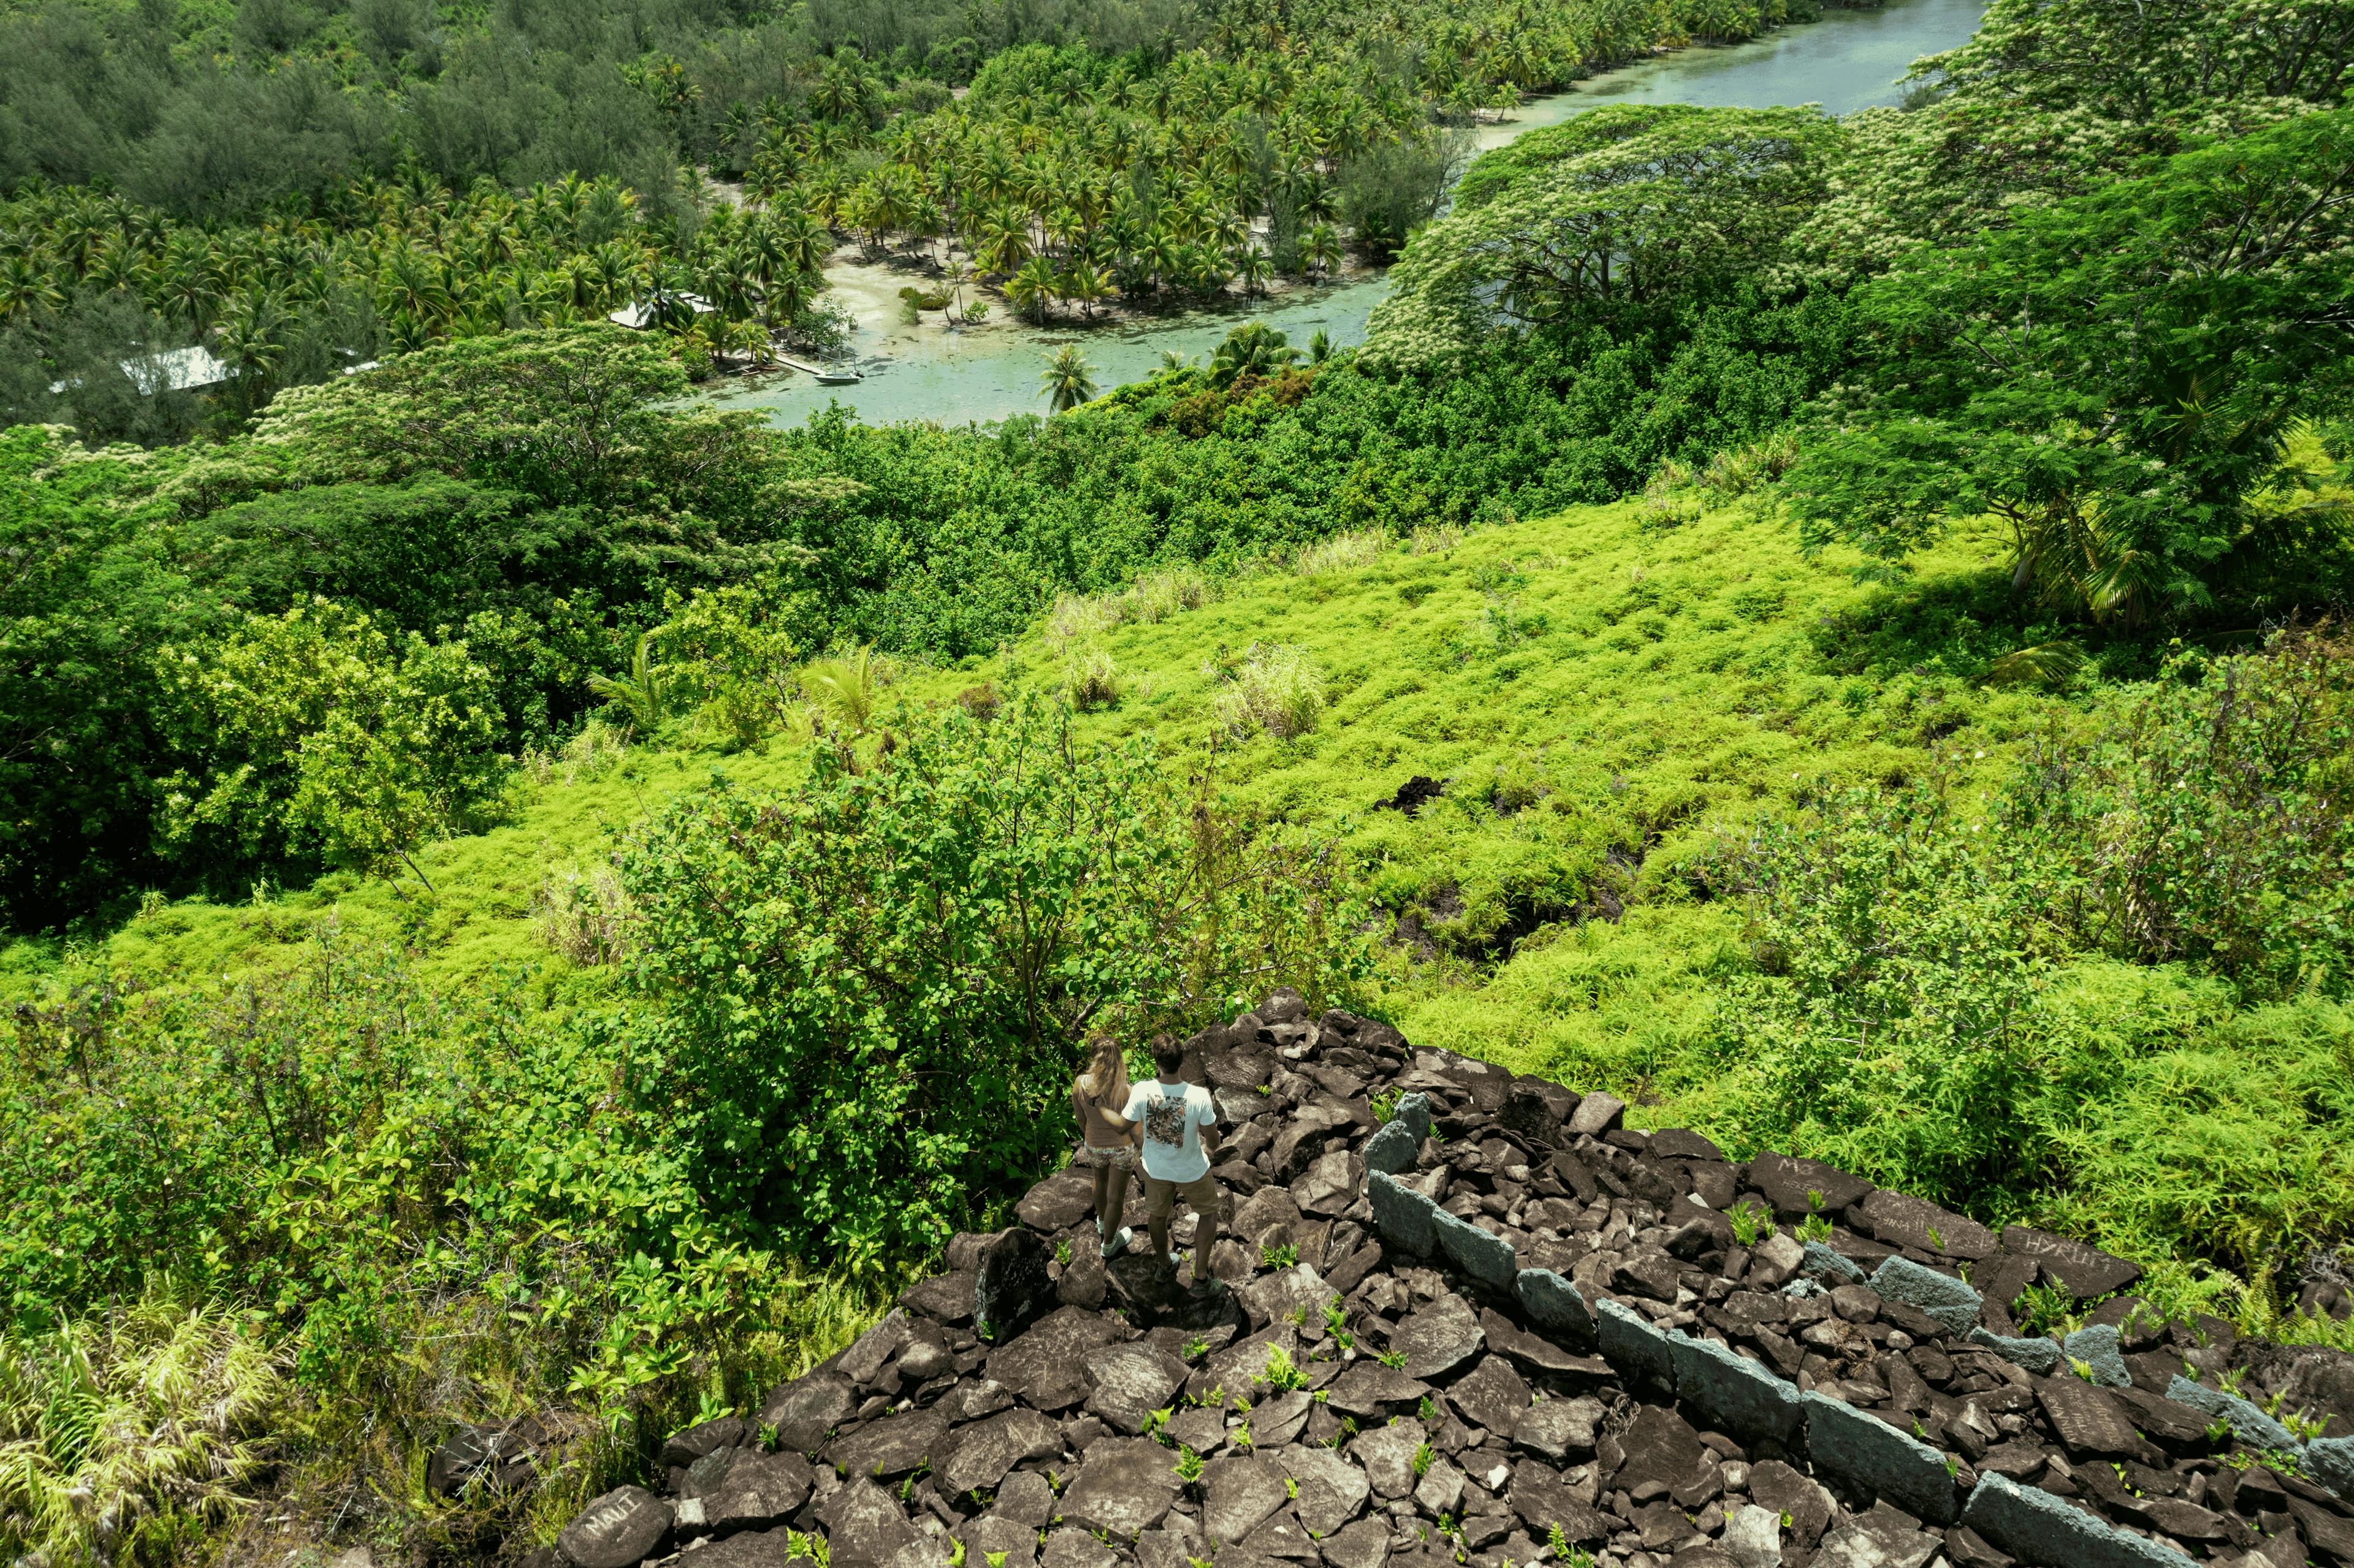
xmin=1070 ymin=1033 xmax=1226 ymax=1295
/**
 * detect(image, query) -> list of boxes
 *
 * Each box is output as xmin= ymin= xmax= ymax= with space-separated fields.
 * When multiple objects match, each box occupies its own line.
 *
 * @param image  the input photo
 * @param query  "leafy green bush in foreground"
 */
xmin=615 ymin=693 xmax=1372 ymax=1266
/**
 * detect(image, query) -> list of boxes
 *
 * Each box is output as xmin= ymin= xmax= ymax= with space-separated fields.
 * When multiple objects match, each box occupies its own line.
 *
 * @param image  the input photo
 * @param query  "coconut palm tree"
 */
xmin=1007 ymin=256 xmax=1059 ymax=323
xmin=1208 ymin=321 xmax=1298 ymax=387
xmin=1064 ymin=258 xmax=1111 ymax=320
xmin=1041 ymin=344 xmax=1098 ymax=412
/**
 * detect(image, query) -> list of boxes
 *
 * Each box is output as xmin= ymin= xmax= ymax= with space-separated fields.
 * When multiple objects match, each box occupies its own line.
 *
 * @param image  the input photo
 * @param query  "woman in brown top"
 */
xmin=1071 ymin=1036 xmax=1140 ymax=1258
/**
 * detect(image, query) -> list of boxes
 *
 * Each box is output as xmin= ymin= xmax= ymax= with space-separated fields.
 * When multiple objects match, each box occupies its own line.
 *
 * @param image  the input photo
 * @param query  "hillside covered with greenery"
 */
xmin=3 ymin=0 xmax=2354 ymax=1562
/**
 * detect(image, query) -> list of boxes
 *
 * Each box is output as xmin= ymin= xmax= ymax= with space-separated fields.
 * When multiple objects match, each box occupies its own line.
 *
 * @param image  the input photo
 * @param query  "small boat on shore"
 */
xmin=778 ymin=354 xmax=864 ymax=383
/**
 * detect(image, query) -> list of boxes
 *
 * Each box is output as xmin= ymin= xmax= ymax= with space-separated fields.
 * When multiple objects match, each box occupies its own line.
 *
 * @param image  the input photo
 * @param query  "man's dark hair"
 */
xmin=1151 ymin=1033 xmax=1186 ymax=1075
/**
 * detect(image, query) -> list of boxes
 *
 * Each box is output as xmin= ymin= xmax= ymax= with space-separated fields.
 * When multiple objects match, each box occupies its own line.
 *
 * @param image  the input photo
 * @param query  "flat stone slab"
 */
xmin=1324 ymin=1361 xmax=1431 ymax=1417
xmin=2035 ymin=1376 xmax=2144 ymax=1459
xmin=2162 ymin=1375 xmax=2299 ymax=1451
xmin=1368 ymin=1171 xmax=1437 ymax=1258
xmin=1749 ymin=1152 xmax=1873 ymax=1219
xmin=1391 ymin=1290 xmax=1485 ymax=1380
xmin=1084 ymin=1341 xmax=1190 ymax=1434
xmin=1018 ymin=1168 xmax=1099 ymax=1233
xmin=1446 ymin=1353 xmax=1532 ymax=1436
xmin=703 ymin=1451 xmax=815 ymax=1532
xmin=1962 ymin=1472 xmax=2198 ymax=1568
xmin=939 ymin=1406 xmax=1062 ymax=1495
xmin=815 ymin=1477 xmax=929 ymax=1568
xmin=1322 ymin=1517 xmax=1393 ymax=1568
xmin=828 ymin=1409 xmax=948 ymax=1480
xmin=1511 ymin=1394 xmax=1603 ymax=1463
xmin=988 ymin=1304 xmax=1127 ymax=1410
xmin=1508 ymin=1468 xmax=1612 ymax=1545
xmin=1819 ymin=1507 xmax=1941 ymax=1568
xmin=1670 ymin=1330 xmax=1804 ymax=1448
xmin=1057 ymin=1437 xmax=1179 ymax=1538
xmin=1431 ymin=1206 xmax=1518 ymax=1291
xmin=1871 ymin=1256 xmax=1984 ymax=1336
xmin=899 ymin=1271 xmax=977 ymax=1325
xmin=1803 ymin=1390 xmax=1960 ymax=1524
xmin=2001 ymin=1227 xmax=2141 ymax=1301
xmin=1970 ymin=1328 xmax=2063 ymax=1376
xmin=760 ymin=1370 xmax=854 ymax=1453
xmin=839 ymin=1311 xmax=913 ymax=1385
xmin=1363 ymin=1119 xmax=1420 ymax=1176
xmin=1042 ymin=1528 xmax=1119 ymax=1568
xmin=2060 ymin=1325 xmax=2131 ymax=1388
xmin=1238 ymin=1263 xmax=1338 ymax=1333
xmin=1514 ymin=1269 xmax=1595 ymax=1342
xmin=1857 ymin=1190 xmax=1997 ymax=1260
xmin=1279 ymin=1444 xmax=1371 ymax=1536
xmin=1750 ymin=1458 xmax=1830 ymax=1548
xmin=958 ymin=1516 xmax=1040 ymax=1568
xmin=1194 ymin=1326 xmax=1301 ymax=1409
xmin=1596 ymin=1297 xmax=1674 ymax=1393
xmin=557 ymin=1486 xmax=672 ymax=1568
xmin=1350 ymin=1420 xmax=1423 ymax=1499
xmin=1203 ymin=1453 xmax=1292 ymax=1542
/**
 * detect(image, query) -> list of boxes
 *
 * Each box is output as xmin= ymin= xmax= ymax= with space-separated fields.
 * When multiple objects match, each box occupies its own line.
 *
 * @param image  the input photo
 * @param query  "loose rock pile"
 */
xmin=544 ymin=992 xmax=2354 ymax=1568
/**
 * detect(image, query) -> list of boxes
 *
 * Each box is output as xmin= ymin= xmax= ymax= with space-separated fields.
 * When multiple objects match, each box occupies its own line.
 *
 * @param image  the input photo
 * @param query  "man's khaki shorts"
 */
xmin=1143 ymin=1170 xmax=1219 ymax=1219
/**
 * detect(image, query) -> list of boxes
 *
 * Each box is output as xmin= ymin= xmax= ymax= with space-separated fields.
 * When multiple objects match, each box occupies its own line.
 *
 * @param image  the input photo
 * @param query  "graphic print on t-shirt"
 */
xmin=1143 ymin=1090 xmax=1188 ymax=1148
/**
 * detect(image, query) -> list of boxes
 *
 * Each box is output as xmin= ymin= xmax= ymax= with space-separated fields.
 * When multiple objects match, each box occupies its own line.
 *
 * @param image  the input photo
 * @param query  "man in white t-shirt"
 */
xmin=1121 ymin=1032 xmax=1224 ymax=1293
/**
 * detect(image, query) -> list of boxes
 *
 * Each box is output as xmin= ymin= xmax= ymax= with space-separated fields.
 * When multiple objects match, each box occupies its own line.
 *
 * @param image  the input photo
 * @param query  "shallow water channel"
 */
xmin=704 ymin=0 xmax=1986 ymax=431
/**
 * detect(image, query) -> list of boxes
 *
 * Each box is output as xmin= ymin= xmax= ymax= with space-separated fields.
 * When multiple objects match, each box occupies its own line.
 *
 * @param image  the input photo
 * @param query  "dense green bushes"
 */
xmin=1688 ymin=626 xmax=2354 ymax=1312
xmin=614 ymin=695 xmax=1370 ymax=1264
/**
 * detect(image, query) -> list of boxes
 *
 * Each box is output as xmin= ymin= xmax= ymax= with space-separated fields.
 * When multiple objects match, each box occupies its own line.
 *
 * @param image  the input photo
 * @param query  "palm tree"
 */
xmin=1007 ymin=256 xmax=1059 ymax=324
xmin=1304 ymin=223 xmax=1342 ymax=278
xmin=1041 ymin=344 xmax=1098 ymax=412
xmin=1308 ymin=328 xmax=1335 ymax=363
xmin=1208 ymin=322 xmax=1299 ymax=387
xmin=1064 ymin=258 xmax=1111 ymax=320
xmin=1235 ymin=243 xmax=1274 ymax=296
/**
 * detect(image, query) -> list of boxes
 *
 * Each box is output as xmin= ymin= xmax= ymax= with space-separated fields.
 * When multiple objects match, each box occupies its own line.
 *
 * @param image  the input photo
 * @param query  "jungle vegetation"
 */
xmin=2 ymin=0 xmax=2353 ymax=1563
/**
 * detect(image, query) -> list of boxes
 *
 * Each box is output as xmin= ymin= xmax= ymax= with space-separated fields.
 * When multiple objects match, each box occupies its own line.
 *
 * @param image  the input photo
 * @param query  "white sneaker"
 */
xmin=1101 ymin=1226 xmax=1133 ymax=1260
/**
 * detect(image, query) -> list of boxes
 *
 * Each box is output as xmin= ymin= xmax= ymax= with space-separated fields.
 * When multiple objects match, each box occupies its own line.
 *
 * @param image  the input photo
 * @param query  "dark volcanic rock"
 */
xmin=828 ymin=1409 xmax=949 ymax=1480
xmin=1509 ymin=1467 xmax=1612 ymax=1545
xmin=1281 ymin=1445 xmax=1371 ymax=1536
xmin=1057 ymin=1437 xmax=1179 ymax=1537
xmin=1748 ymin=1459 xmax=1830 ymax=1549
xmin=1999 ymin=1226 xmax=2142 ymax=1301
xmin=1512 ymin=1394 xmax=1602 ymax=1463
xmin=976 ymin=1227 xmax=1056 ymax=1343
xmin=839 ymin=1311 xmax=912 ymax=1385
xmin=1856 ymin=1189 xmax=1997 ymax=1260
xmin=1084 ymin=1341 xmax=1191 ymax=1434
xmin=1446 ymin=1353 xmax=1532 ymax=1436
xmin=557 ymin=1487 xmax=672 ymax=1568
xmin=703 ymin=1451 xmax=817 ymax=1533
xmin=988 ymin=1305 xmax=1126 ymax=1410
xmin=655 ymin=1415 xmax=742 ymax=1472
xmin=1748 ymin=1152 xmax=1873 ymax=1219
xmin=1203 ymin=1453 xmax=1292 ymax=1543
xmin=938 ymin=1407 xmax=1061 ymax=1494
xmin=900 ymin=1270 xmax=977 ymax=1325
xmin=761 ymin=1370 xmax=855 ymax=1453
xmin=2036 ymin=1376 xmax=2147 ymax=1459
xmin=1019 ymin=1167 xmax=1100 ymax=1233
xmin=817 ymin=1477 xmax=930 ymax=1568
xmin=1392 ymin=1290 xmax=1485 ymax=1380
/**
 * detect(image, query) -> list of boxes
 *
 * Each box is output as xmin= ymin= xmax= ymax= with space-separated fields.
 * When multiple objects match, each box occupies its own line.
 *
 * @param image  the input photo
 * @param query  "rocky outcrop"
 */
xmin=547 ymin=992 xmax=2354 ymax=1568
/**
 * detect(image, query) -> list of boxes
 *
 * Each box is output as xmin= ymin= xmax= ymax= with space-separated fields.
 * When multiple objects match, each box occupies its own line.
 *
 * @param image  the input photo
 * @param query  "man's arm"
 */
xmin=1198 ymin=1106 xmax=1224 ymax=1158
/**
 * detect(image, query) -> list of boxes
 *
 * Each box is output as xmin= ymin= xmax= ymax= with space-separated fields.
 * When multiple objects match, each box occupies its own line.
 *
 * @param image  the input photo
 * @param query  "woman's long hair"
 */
xmin=1075 ymin=1035 xmax=1126 ymax=1101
